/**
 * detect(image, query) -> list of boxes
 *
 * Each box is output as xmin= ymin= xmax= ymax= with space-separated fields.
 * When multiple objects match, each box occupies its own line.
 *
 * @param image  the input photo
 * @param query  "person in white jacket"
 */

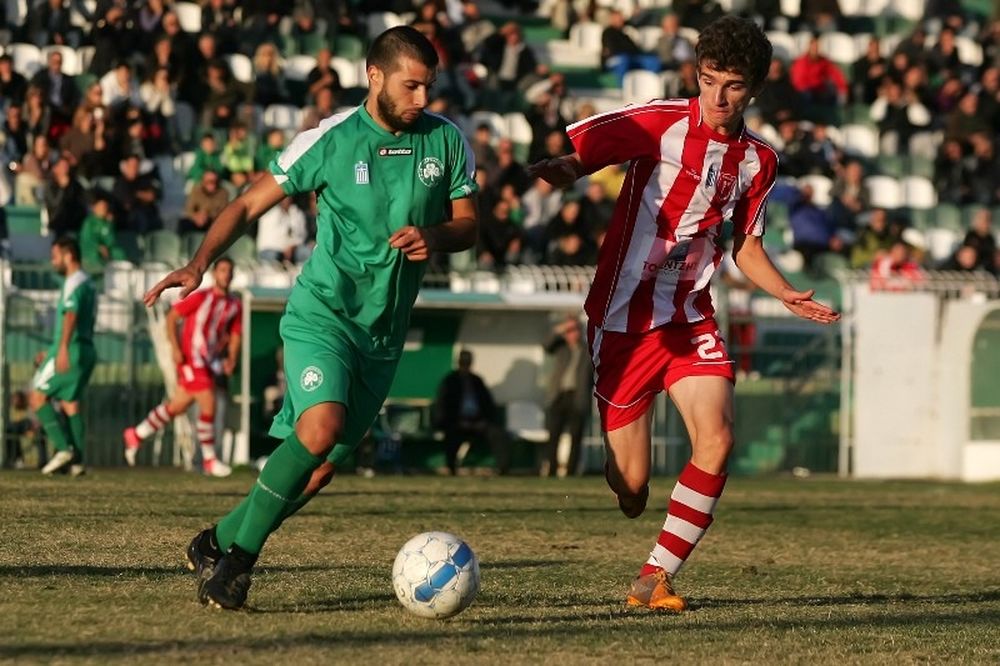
xmin=256 ymin=195 xmax=312 ymax=264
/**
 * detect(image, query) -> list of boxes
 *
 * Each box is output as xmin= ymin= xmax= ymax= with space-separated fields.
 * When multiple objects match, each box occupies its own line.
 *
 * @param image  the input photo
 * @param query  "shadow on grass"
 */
xmin=0 ymin=564 xmax=343 ymax=578
xmin=691 ymin=589 xmax=1000 ymax=609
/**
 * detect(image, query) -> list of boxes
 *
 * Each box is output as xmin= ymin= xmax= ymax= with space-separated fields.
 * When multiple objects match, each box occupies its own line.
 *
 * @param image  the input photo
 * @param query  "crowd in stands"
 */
xmin=0 ymin=0 xmax=999 ymax=285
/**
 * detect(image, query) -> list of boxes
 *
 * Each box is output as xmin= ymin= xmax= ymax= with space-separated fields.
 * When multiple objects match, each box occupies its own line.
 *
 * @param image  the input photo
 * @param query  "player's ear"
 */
xmin=367 ymin=65 xmax=382 ymax=89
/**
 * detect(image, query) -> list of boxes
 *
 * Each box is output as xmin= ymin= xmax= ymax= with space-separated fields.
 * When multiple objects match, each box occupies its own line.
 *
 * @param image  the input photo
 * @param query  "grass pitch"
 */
xmin=1 ymin=469 xmax=998 ymax=664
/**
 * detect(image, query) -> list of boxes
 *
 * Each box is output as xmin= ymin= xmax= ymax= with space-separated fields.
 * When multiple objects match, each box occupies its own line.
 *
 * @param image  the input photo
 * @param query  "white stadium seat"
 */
xmin=779 ymin=0 xmax=801 ymax=17
xmin=622 ymin=69 xmax=664 ymax=104
xmin=467 ymin=110 xmax=507 ymax=141
xmin=264 ymin=104 xmax=302 ymax=131
xmin=367 ymin=11 xmax=405 ymax=41
xmin=864 ymin=175 xmax=903 ymax=209
xmin=174 ymin=2 xmax=202 ymax=33
xmin=926 ymin=228 xmax=959 ymax=264
xmin=330 ymin=56 xmax=359 ymax=88
xmin=798 ymin=174 xmax=833 ymax=206
xmin=8 ymin=43 xmax=43 ymax=78
xmin=819 ymin=32 xmax=857 ymax=65
xmin=890 ymin=0 xmax=923 ymax=21
xmin=225 ymin=53 xmax=253 ymax=84
xmin=504 ymin=112 xmax=534 ymax=146
xmin=955 ymin=36 xmax=984 ymax=67
xmin=902 ymin=175 xmax=937 ymax=210
xmin=637 ymin=26 xmax=663 ymax=52
xmin=766 ymin=31 xmax=798 ymax=62
xmin=569 ymin=22 xmax=604 ymax=53
xmin=841 ymin=124 xmax=879 ymax=158
xmin=283 ymin=55 xmax=317 ymax=82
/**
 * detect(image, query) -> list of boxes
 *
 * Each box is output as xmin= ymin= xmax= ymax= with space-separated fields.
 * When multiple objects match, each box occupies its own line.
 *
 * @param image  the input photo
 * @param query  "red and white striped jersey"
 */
xmin=173 ymin=288 xmax=243 ymax=369
xmin=568 ymin=97 xmax=778 ymax=332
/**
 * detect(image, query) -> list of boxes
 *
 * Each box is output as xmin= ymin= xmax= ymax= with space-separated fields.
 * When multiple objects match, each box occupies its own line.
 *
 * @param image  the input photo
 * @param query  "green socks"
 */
xmin=36 ymin=403 xmax=70 ymax=453
xmin=67 ymin=413 xmax=85 ymax=458
xmin=215 ymin=492 xmax=316 ymax=553
xmin=231 ymin=434 xmax=324 ymax=555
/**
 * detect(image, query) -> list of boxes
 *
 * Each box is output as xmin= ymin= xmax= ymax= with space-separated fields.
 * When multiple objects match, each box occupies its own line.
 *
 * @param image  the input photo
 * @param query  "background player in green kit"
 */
xmin=143 ymin=26 xmax=479 ymax=610
xmin=31 ymin=236 xmax=97 ymax=477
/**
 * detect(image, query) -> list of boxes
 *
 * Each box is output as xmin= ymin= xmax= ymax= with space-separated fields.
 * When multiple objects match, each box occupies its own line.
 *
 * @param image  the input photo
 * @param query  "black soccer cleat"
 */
xmin=199 ymin=553 xmax=253 ymax=610
xmin=186 ymin=527 xmax=222 ymax=577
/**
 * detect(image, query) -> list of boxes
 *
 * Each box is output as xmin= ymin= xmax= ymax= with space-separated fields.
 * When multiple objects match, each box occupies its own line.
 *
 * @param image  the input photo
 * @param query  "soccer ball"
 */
xmin=392 ymin=531 xmax=479 ymax=619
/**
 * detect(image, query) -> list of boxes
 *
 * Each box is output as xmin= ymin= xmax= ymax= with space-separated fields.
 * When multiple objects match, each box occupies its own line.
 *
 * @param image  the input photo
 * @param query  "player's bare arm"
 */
xmin=526 ymin=152 xmax=585 ymax=189
xmin=165 ymin=308 xmax=184 ymax=365
xmin=389 ymin=196 xmax=478 ymax=261
xmin=732 ymin=231 xmax=841 ymax=324
xmin=55 ymin=310 xmax=76 ymax=373
xmin=223 ymin=333 xmax=241 ymax=375
xmin=143 ymin=174 xmax=286 ymax=305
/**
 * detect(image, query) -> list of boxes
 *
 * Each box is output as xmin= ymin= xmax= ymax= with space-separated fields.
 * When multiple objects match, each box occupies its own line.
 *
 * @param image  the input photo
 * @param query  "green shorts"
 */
xmin=32 ymin=345 xmax=97 ymax=402
xmin=269 ymin=314 xmax=401 ymax=465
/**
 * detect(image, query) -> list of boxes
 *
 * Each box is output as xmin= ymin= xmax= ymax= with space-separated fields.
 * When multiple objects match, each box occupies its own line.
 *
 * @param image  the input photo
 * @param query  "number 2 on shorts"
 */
xmin=691 ymin=333 xmax=724 ymax=360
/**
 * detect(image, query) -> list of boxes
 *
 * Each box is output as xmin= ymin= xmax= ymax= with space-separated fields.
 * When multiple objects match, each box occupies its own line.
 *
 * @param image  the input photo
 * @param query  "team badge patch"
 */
xmin=706 ymin=164 xmax=737 ymax=200
xmin=417 ymin=157 xmax=444 ymax=187
xmin=300 ymin=365 xmax=324 ymax=392
xmin=355 ymin=161 xmax=369 ymax=185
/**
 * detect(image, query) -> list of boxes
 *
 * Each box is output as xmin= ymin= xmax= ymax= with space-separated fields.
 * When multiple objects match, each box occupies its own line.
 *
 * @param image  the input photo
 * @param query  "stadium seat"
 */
xmin=5 ymin=294 xmax=40 ymax=330
xmin=174 ymin=2 xmax=202 ymax=33
xmin=926 ymin=228 xmax=959 ymax=264
xmin=77 ymin=45 xmax=95 ymax=72
xmin=263 ymin=104 xmax=302 ymax=131
xmin=766 ymin=31 xmax=798 ymax=62
xmin=334 ymin=34 xmax=365 ymax=60
xmin=41 ymin=45 xmax=80 ymax=75
xmin=819 ymin=32 xmax=857 ymax=65
xmin=95 ymin=298 xmax=131 ymax=334
xmin=876 ymin=154 xmax=905 ymax=177
xmin=955 ymin=36 xmax=984 ymax=67
xmin=860 ymin=0 xmax=890 ymax=15
xmin=901 ymin=176 xmax=937 ymax=210
xmin=466 ymin=110 xmax=506 ymax=141
xmin=505 ymin=400 xmax=547 ymax=443
xmin=622 ymin=69 xmax=663 ymax=104
xmin=283 ymin=54 xmax=316 ymax=82
xmin=932 ymin=203 xmax=964 ymax=231
xmin=181 ymin=232 xmax=206 ymax=259
xmin=225 ymin=53 xmax=254 ymax=84
xmin=5 ymin=206 xmax=42 ymax=235
xmin=8 ymin=43 xmax=43 ymax=78
xmin=367 ymin=11 xmax=405 ymax=41
xmin=505 ymin=112 xmax=533 ymax=161
xmin=115 ymin=231 xmax=143 ymax=264
xmin=171 ymin=102 xmax=197 ymax=148
xmin=569 ymin=21 xmax=603 ymax=53
xmin=330 ymin=56 xmax=359 ymax=88
xmin=841 ymin=124 xmax=879 ymax=158
xmin=226 ymin=235 xmax=257 ymax=267
xmin=890 ymin=0 xmax=923 ymax=21
xmin=864 ymin=175 xmax=903 ymax=209
xmin=143 ymin=230 xmax=182 ymax=267
xmin=253 ymin=263 xmax=294 ymax=289
xmin=637 ymin=26 xmax=662 ymax=52
xmin=799 ymin=174 xmax=833 ymax=206
xmin=778 ymin=0 xmax=801 ymax=17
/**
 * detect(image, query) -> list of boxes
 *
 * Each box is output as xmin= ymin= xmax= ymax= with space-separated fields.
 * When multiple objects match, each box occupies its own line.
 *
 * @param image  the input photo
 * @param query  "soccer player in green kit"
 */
xmin=32 ymin=236 xmax=97 ymax=477
xmin=143 ymin=26 xmax=479 ymax=610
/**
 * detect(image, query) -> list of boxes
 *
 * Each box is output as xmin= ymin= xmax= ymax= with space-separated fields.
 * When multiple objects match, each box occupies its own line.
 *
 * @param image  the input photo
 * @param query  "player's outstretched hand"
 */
xmin=143 ymin=264 xmax=204 ymax=306
xmin=526 ymin=156 xmax=578 ymax=189
xmin=389 ymin=226 xmax=430 ymax=262
xmin=780 ymin=287 xmax=841 ymax=324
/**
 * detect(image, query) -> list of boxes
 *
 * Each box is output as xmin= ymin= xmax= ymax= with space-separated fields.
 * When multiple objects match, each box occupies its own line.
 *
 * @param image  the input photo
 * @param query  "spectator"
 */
xmin=926 ymin=26 xmax=962 ymax=79
xmin=674 ymin=0 xmax=724 ymax=31
xmin=139 ymin=67 xmax=177 ymax=152
xmin=201 ymin=0 xmax=240 ymax=55
xmin=43 ymin=157 xmax=87 ymax=236
xmin=256 ymin=196 xmax=311 ymax=264
xmin=962 ymin=208 xmax=998 ymax=269
xmin=458 ymin=1 xmax=496 ymax=57
xmin=221 ymin=121 xmax=253 ymax=179
xmin=26 ymin=0 xmax=76 ymax=48
xmin=489 ymin=138 xmax=529 ymax=195
xmin=790 ymin=35 xmax=847 ymax=108
xmin=470 ymin=123 xmax=499 ymax=175
xmin=1 ymin=105 xmax=29 ymax=178
xmin=525 ymin=74 xmax=570 ymax=164
xmin=601 ymin=9 xmax=661 ymax=85
xmin=829 ymin=159 xmax=868 ymax=229
xmin=252 ymin=42 xmax=289 ymax=107
xmin=663 ymin=60 xmax=700 ymax=98
xmin=546 ymin=198 xmax=592 ymax=259
xmin=30 ymin=50 xmax=78 ymax=128
xmin=432 ymin=349 xmax=509 ymax=476
xmin=934 ymin=138 xmax=970 ymax=205
xmin=112 ymin=154 xmax=162 ymax=233
xmin=145 ymin=36 xmax=178 ymax=86
xmin=944 ymin=91 xmax=993 ymax=142
xmin=300 ymin=87 xmax=337 ymax=131
xmin=3 ymin=390 xmax=37 ymax=470
xmin=480 ymin=22 xmax=538 ymax=112
xmin=542 ymin=315 xmax=592 ymax=477
xmin=549 ymin=229 xmax=597 ymax=266
xmin=305 ymin=48 xmax=341 ymax=104
xmin=799 ymin=0 xmax=841 ymax=32
xmin=871 ymin=77 xmax=931 ymax=154
xmin=753 ymin=58 xmax=801 ymax=125
xmin=108 ymin=107 xmax=151 ymax=165
xmin=0 ymin=54 xmax=29 ymax=110
xmin=775 ymin=119 xmax=811 ymax=177
xmin=893 ymin=28 xmax=928 ymax=68
xmin=180 ymin=170 xmax=230 ymax=234
xmin=99 ymin=61 xmax=141 ymax=111
xmin=850 ymin=207 xmax=896 ymax=269
xmin=58 ymin=107 xmax=106 ymax=180
xmin=789 ymin=183 xmax=844 ymax=270
xmin=79 ymin=192 xmax=122 ymax=273
xmin=966 ymin=132 xmax=1000 ymax=205
xmin=478 ymin=197 xmax=521 ymax=269
xmin=939 ymin=243 xmax=984 ymax=273
xmin=254 ymin=128 xmax=286 ymax=174
xmin=178 ymin=32 xmax=217 ymax=110
xmin=187 ymin=133 xmax=225 ymax=185
xmin=521 ymin=177 xmax=563 ymax=259
xmin=23 ymin=86 xmax=51 ymax=143
xmin=286 ymin=6 xmax=325 ymax=56
xmin=578 ymin=181 xmax=615 ymax=244
xmin=89 ymin=5 xmax=137 ymax=78
xmin=240 ymin=6 xmax=285 ymax=58
xmin=851 ymin=37 xmax=887 ymax=105
xmin=656 ymin=12 xmax=695 ymax=70
xmin=13 ymin=134 xmax=53 ymax=205
xmin=870 ymin=240 xmax=924 ymax=290
xmin=200 ymin=59 xmax=243 ymax=130
xmin=137 ymin=0 xmax=168 ymax=38
xmin=977 ymin=67 xmax=1000 ymax=131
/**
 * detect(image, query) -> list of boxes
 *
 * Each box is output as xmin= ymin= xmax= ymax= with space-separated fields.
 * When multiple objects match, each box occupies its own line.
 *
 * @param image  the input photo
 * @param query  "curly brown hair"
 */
xmin=695 ymin=16 xmax=773 ymax=91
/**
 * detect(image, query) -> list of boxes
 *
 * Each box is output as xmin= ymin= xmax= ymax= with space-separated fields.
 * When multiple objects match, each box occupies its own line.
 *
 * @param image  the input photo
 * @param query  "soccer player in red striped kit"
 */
xmin=528 ymin=16 xmax=840 ymax=610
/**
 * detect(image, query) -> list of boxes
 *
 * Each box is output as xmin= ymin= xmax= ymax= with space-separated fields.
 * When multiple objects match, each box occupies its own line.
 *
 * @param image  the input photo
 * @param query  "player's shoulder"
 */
xmin=422 ymin=111 xmax=466 ymax=141
xmin=742 ymin=128 xmax=780 ymax=168
xmin=569 ymin=98 xmax=690 ymax=131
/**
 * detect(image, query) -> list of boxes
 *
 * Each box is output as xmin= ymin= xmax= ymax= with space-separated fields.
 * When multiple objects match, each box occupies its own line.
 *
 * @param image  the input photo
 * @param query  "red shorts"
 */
xmin=176 ymin=363 xmax=215 ymax=393
xmin=588 ymin=318 xmax=735 ymax=432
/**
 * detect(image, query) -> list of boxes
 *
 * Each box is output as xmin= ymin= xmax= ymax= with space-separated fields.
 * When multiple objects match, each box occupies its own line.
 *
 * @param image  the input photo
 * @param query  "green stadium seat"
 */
xmin=933 ymin=204 xmax=964 ymax=231
xmin=181 ymin=231 xmax=206 ymax=259
xmin=225 ymin=235 xmax=257 ymax=266
xmin=813 ymin=253 xmax=850 ymax=279
xmin=876 ymin=155 xmax=905 ymax=178
xmin=334 ymin=34 xmax=365 ymax=60
xmin=114 ymin=230 xmax=143 ymax=264
xmin=5 ymin=206 xmax=42 ymax=235
xmin=906 ymin=156 xmax=935 ymax=179
xmin=143 ymin=230 xmax=182 ymax=266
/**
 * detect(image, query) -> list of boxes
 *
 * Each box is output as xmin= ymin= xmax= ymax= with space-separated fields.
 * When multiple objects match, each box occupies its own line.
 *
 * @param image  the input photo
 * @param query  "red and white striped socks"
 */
xmin=135 ymin=404 xmax=173 ymax=440
xmin=640 ymin=462 xmax=728 ymax=577
xmin=196 ymin=414 xmax=217 ymax=470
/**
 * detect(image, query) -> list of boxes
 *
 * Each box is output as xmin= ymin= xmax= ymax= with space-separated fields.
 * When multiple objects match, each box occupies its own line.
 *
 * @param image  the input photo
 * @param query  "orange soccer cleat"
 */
xmin=626 ymin=570 xmax=688 ymax=612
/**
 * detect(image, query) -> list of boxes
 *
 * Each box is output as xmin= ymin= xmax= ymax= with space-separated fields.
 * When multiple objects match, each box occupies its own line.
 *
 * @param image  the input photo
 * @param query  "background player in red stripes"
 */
xmin=528 ymin=16 xmax=840 ymax=611
xmin=122 ymin=257 xmax=242 ymax=477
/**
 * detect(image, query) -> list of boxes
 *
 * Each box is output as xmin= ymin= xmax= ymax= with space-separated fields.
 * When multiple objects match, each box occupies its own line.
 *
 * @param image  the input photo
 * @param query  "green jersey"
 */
xmin=79 ymin=213 xmax=115 ymax=271
xmin=51 ymin=270 xmax=96 ymax=353
xmin=269 ymin=104 xmax=477 ymax=351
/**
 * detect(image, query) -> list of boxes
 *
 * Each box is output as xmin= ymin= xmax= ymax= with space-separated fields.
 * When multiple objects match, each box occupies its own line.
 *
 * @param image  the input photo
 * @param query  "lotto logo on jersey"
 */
xmin=300 ymin=365 xmax=324 ymax=392
xmin=417 ymin=157 xmax=444 ymax=187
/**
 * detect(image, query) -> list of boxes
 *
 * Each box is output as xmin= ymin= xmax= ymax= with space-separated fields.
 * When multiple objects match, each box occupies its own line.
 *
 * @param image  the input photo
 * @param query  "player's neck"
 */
xmin=703 ymin=117 xmax=743 ymax=137
xmin=365 ymin=98 xmax=401 ymax=136
xmin=212 ymin=286 xmax=228 ymax=296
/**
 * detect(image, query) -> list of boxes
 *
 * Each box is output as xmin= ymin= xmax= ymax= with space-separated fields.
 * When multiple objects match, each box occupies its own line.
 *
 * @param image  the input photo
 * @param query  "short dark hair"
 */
xmin=53 ymin=235 xmax=81 ymax=262
xmin=214 ymin=256 xmax=234 ymax=270
xmin=695 ymin=16 xmax=773 ymax=91
xmin=366 ymin=26 xmax=438 ymax=74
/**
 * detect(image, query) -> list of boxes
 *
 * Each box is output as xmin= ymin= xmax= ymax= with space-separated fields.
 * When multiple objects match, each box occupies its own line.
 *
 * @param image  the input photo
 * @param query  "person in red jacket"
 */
xmin=789 ymin=35 xmax=847 ymax=106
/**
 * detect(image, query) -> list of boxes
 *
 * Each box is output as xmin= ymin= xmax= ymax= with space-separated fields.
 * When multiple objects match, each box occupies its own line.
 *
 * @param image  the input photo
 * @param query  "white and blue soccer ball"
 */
xmin=392 ymin=531 xmax=479 ymax=619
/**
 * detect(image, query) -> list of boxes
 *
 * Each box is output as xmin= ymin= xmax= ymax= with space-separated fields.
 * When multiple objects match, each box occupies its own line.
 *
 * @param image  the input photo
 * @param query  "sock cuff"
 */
xmin=286 ymin=432 xmax=325 ymax=467
xmin=198 ymin=413 xmax=214 ymax=425
xmin=680 ymin=462 xmax=727 ymax=498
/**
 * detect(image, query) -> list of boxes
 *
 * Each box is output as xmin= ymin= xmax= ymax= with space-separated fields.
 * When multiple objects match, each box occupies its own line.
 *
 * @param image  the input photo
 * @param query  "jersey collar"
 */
xmin=689 ymin=97 xmax=746 ymax=144
xmin=358 ymin=101 xmax=414 ymax=139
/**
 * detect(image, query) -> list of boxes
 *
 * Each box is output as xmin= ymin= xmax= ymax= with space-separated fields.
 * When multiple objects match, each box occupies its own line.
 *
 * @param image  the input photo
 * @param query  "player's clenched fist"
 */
xmin=389 ymin=226 xmax=430 ymax=261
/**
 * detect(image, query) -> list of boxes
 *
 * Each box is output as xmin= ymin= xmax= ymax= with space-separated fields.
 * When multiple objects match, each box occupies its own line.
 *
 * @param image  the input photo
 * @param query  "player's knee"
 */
xmin=295 ymin=409 xmax=343 ymax=457
xmin=28 ymin=391 xmax=47 ymax=411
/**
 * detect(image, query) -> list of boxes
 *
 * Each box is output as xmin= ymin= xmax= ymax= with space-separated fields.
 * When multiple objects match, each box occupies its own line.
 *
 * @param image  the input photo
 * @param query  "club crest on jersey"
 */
xmin=300 ymin=365 xmax=324 ymax=392
xmin=706 ymin=164 xmax=736 ymax=200
xmin=355 ymin=161 xmax=369 ymax=185
xmin=417 ymin=157 xmax=444 ymax=187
